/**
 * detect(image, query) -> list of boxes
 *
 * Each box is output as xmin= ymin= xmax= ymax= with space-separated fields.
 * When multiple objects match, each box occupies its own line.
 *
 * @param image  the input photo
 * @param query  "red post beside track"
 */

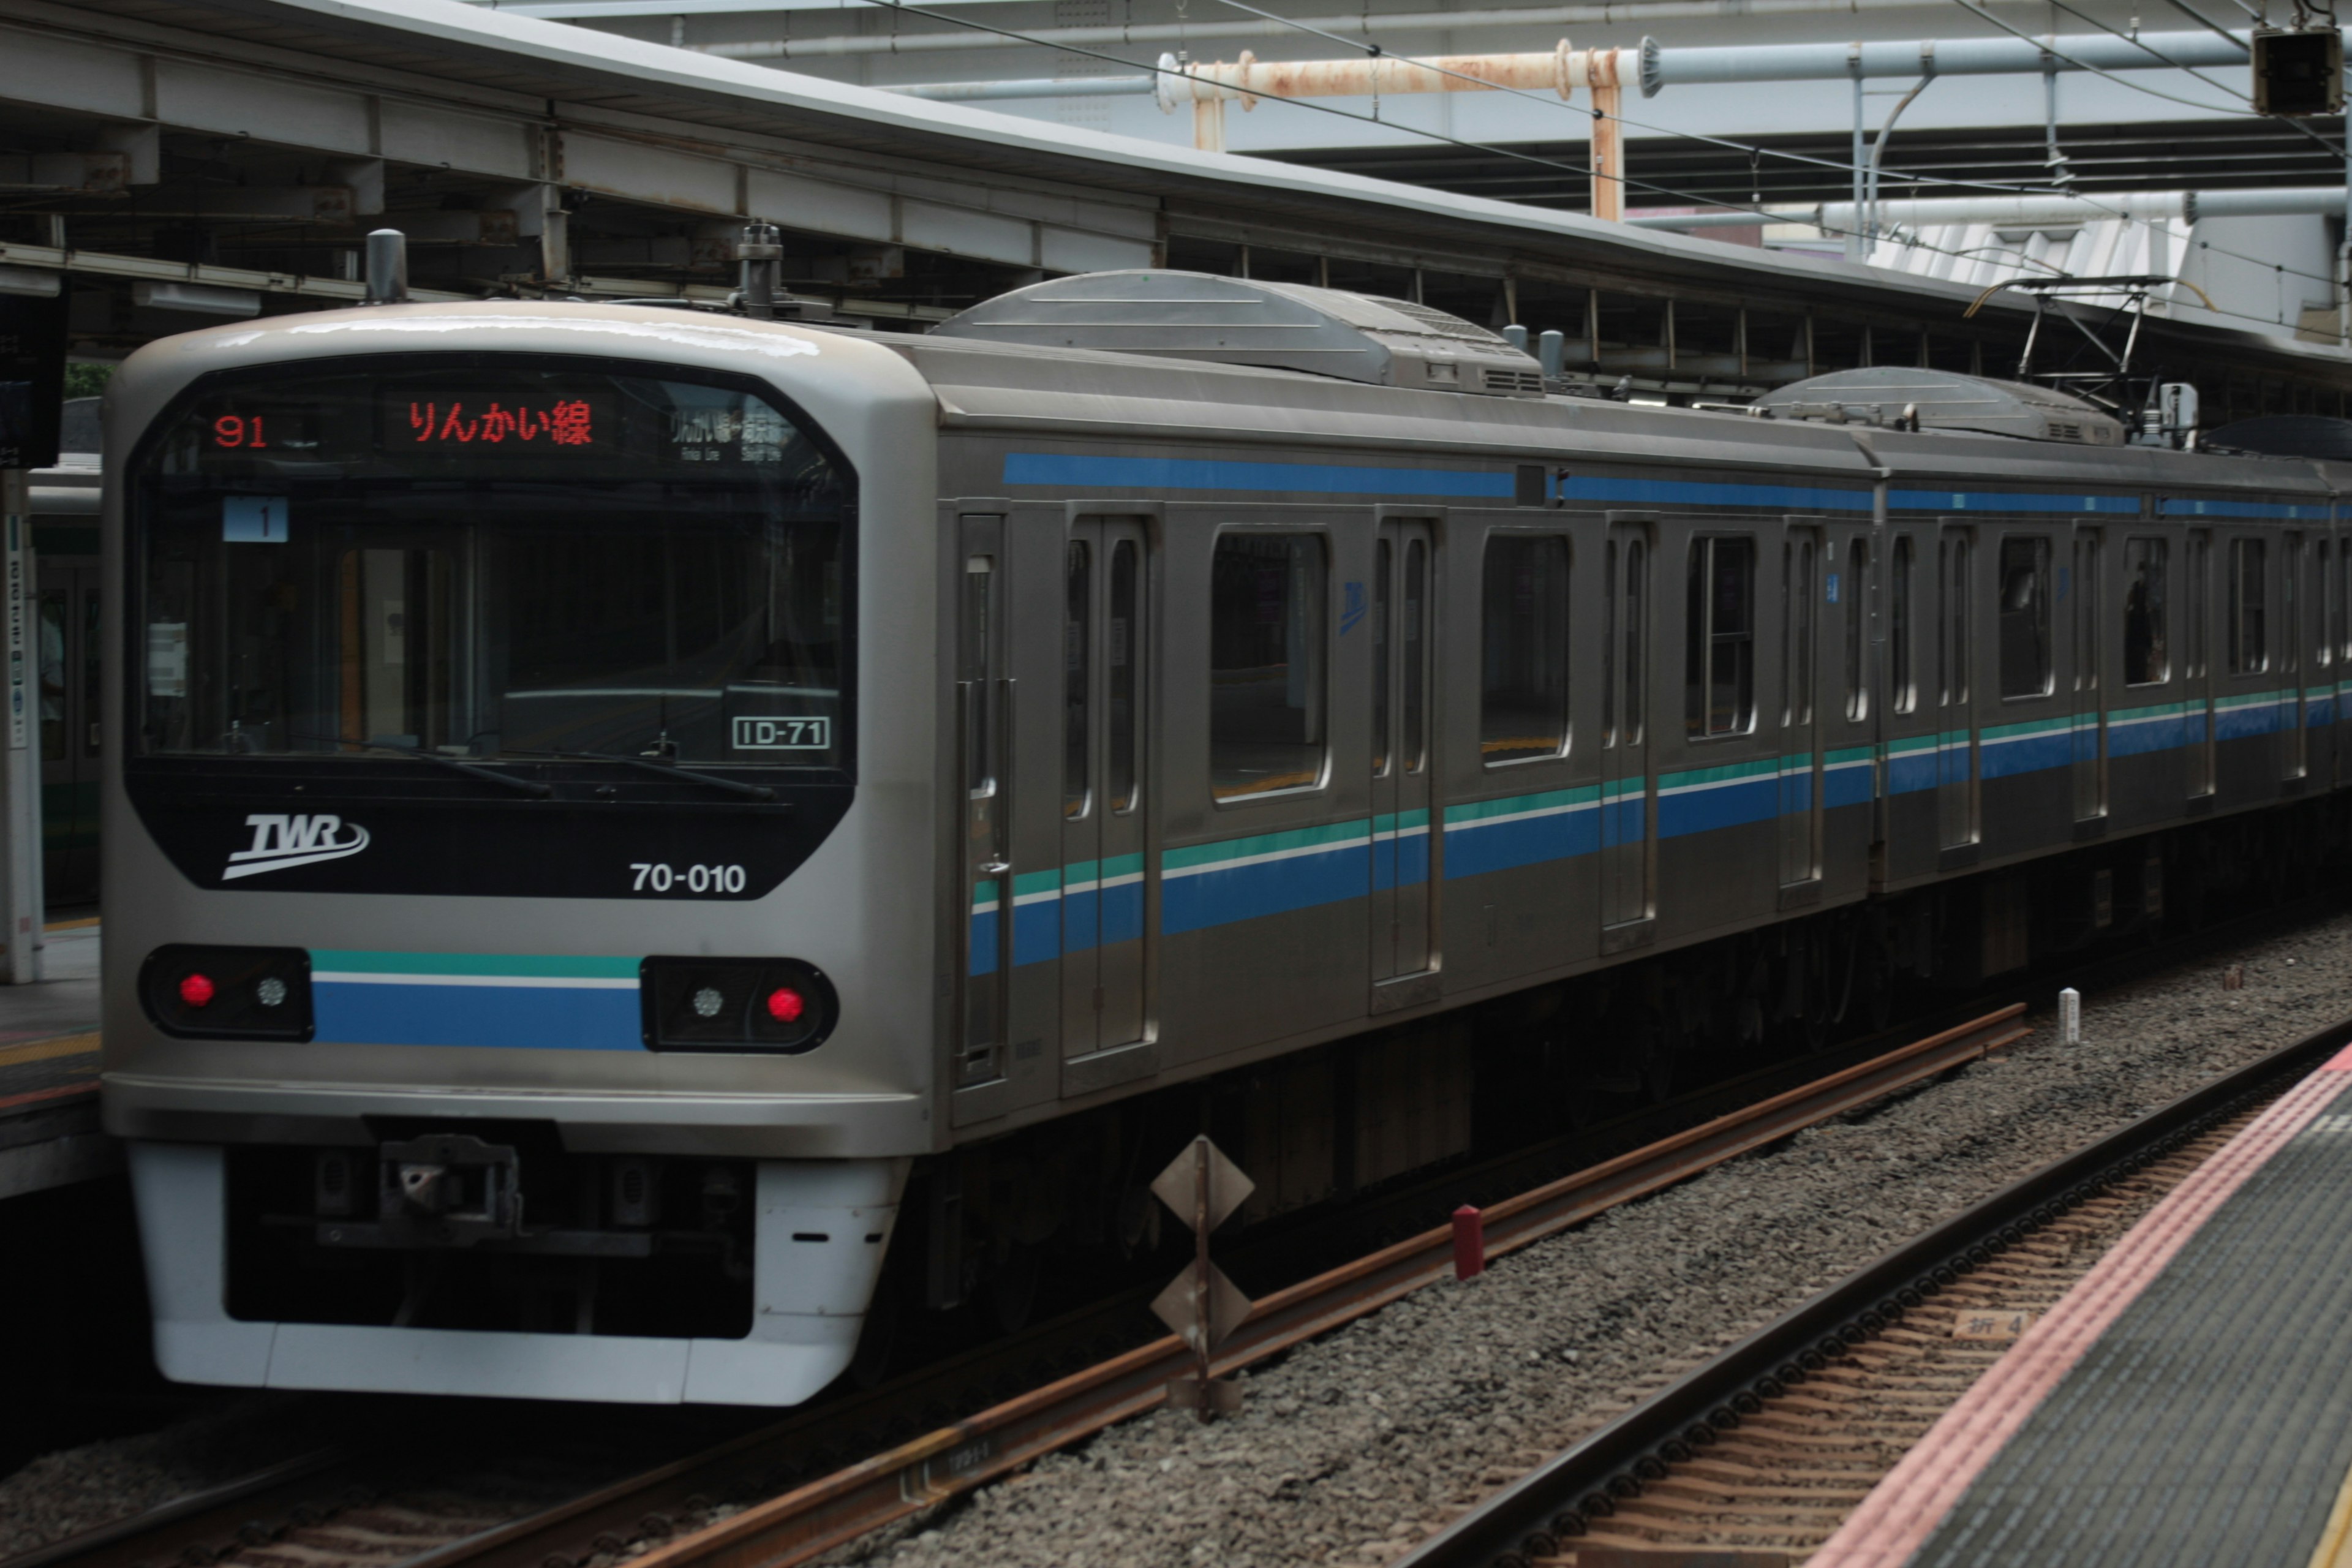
xmin=1452 ymin=1205 xmax=1485 ymax=1281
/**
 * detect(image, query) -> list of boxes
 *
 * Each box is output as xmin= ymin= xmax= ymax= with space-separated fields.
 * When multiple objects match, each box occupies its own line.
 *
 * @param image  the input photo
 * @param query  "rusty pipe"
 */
xmin=1154 ymin=42 xmax=1631 ymax=109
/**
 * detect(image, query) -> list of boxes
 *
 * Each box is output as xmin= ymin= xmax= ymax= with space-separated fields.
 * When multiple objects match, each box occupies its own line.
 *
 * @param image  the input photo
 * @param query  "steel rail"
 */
xmin=1397 ymin=1006 xmax=2352 ymax=1568
xmin=524 ymin=1006 xmax=2029 ymax=1568
xmin=0 ymin=1449 xmax=358 ymax=1568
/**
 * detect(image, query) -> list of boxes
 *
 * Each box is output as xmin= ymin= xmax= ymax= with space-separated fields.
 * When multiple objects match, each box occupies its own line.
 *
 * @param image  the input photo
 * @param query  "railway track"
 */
xmin=394 ymin=1008 xmax=2028 ymax=1568
xmin=1395 ymin=1008 xmax=2352 ymax=1568
xmin=13 ymin=894 xmax=2342 ymax=1568
xmin=1 ymin=1005 xmax=2026 ymax=1568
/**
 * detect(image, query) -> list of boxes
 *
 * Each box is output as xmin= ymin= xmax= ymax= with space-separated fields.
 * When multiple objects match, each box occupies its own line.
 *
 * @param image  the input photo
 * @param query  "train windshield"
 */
xmin=130 ymin=357 xmax=852 ymax=772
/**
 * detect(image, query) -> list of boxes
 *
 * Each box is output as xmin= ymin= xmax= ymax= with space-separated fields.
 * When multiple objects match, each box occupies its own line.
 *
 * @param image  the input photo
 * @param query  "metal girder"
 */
xmin=0 ymin=11 xmax=1156 ymax=275
xmin=0 ymin=238 xmax=469 ymax=302
xmin=0 ymin=150 xmax=127 ymax=192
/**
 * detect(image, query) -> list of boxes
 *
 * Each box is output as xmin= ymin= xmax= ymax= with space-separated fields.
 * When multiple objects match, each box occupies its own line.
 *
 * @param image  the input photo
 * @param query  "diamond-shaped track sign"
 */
xmin=1150 ymin=1137 xmax=1254 ymax=1234
xmin=1150 ymin=1260 xmax=1253 ymax=1352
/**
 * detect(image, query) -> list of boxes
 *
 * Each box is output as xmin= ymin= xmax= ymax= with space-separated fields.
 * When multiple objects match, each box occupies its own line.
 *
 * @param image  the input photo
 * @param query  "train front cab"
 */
xmin=100 ymin=304 xmax=946 ymax=1405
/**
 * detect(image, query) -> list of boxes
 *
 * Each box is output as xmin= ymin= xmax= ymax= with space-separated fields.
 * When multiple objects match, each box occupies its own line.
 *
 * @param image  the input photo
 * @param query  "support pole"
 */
xmin=1591 ymin=77 xmax=1623 ymax=222
xmin=1193 ymin=96 xmax=1226 ymax=152
xmin=1190 ymin=1137 xmax=1212 ymax=1420
xmin=1847 ymin=50 xmax=1866 ymax=263
xmin=0 ymin=473 xmax=40 ymax=983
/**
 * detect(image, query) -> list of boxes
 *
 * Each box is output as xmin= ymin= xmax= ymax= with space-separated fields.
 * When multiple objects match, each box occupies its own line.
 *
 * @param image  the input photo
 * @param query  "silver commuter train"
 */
xmin=102 ymin=273 xmax=2348 ymax=1404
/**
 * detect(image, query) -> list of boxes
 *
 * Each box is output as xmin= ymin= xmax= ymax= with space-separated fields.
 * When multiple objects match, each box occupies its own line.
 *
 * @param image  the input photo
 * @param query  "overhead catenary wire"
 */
xmin=1188 ymin=0 xmax=2341 ymax=289
xmin=837 ymin=0 xmax=2329 ymax=326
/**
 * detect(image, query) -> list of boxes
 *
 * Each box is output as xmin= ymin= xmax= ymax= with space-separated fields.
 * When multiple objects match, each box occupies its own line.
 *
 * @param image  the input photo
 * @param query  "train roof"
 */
xmin=895 ymin=330 xmax=2337 ymax=507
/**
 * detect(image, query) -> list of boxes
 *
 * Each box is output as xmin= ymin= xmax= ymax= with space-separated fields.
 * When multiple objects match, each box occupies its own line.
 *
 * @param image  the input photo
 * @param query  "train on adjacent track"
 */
xmin=100 ymin=268 xmax=2351 ymax=1404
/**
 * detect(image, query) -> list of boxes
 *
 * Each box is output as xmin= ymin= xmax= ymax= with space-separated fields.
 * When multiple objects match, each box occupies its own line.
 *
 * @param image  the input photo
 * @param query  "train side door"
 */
xmin=2070 ymin=525 xmax=2107 ymax=826
xmin=2186 ymin=529 xmax=2216 ymax=803
xmin=1059 ymin=518 xmax=1152 ymax=1063
xmin=2283 ymin=530 xmax=2309 ymax=785
xmin=956 ymin=516 xmax=1015 ymax=1098
xmin=1776 ymin=520 xmax=1823 ymax=895
xmin=1370 ymin=518 xmax=1437 ymax=992
xmin=36 ymin=560 xmax=100 ymax=907
xmin=1600 ymin=518 xmax=1654 ymax=937
xmin=1936 ymin=521 xmax=1979 ymax=858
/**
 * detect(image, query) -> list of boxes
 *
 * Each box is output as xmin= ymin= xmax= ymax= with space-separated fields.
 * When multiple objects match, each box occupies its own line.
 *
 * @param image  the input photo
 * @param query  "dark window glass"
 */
xmin=2186 ymin=535 xmax=2209 ymax=679
xmin=1403 ymin=538 xmax=1428 ymax=774
xmin=1109 ymin=540 xmax=1140 ymax=813
xmin=963 ymin=559 xmax=993 ymax=796
xmin=1063 ymin=540 xmax=1091 ymax=819
xmin=1940 ymin=537 xmax=1971 ymax=707
xmin=1891 ymin=536 xmax=1915 ymax=714
xmin=2230 ymin=537 xmax=2267 ymax=674
xmin=2125 ymin=539 xmax=2168 ymax=686
xmin=1372 ymin=538 xmax=1392 ymax=777
xmin=134 ymin=360 xmax=851 ymax=771
xmin=1997 ymin=535 xmax=2052 ymax=699
xmin=1624 ymin=540 xmax=1646 ymax=745
xmin=1844 ymin=539 xmax=1868 ymax=721
xmin=1783 ymin=537 xmax=1816 ymax=725
xmin=2320 ymin=540 xmax=2335 ymax=670
xmin=2284 ymin=534 xmax=2302 ymax=675
xmin=1480 ymin=534 xmax=1570 ymax=764
xmin=1684 ymin=535 xmax=1755 ymax=737
xmin=1209 ymin=533 xmax=1325 ymax=799
xmin=37 ymin=591 xmax=64 ymax=764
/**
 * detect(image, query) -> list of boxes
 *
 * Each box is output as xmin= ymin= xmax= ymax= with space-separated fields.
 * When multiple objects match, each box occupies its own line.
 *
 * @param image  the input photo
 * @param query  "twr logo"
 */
xmin=224 ymin=813 xmax=372 ymax=880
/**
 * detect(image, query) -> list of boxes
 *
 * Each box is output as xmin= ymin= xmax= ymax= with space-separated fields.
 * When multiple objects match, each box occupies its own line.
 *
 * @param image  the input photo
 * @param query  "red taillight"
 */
xmin=178 ymin=973 xmax=217 ymax=1008
xmin=766 ymin=986 xmax=806 ymax=1023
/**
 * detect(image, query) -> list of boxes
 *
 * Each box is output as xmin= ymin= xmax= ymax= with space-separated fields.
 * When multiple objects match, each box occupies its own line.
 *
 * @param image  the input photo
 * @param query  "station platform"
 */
xmin=0 ymin=921 xmax=110 ymax=1200
xmin=1811 ymin=1044 xmax=2352 ymax=1568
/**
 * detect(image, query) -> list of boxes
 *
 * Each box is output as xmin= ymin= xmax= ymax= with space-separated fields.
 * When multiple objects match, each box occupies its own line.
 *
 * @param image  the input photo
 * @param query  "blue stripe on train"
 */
xmin=1981 ymin=730 xmax=2074 ymax=780
xmin=1163 ymin=842 xmax=1370 ymax=936
xmin=1657 ymin=774 xmax=1780 ymax=838
xmin=1444 ymin=806 xmax=1596 ymax=880
xmin=1371 ymin=834 xmax=1431 ymax=893
xmin=314 ymin=982 xmax=643 ymax=1050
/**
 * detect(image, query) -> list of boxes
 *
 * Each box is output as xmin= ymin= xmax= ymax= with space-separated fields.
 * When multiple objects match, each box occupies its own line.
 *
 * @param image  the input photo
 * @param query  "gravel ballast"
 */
xmin=829 ymin=910 xmax=2352 ymax=1568
xmin=7 ymin=909 xmax=2348 ymax=1566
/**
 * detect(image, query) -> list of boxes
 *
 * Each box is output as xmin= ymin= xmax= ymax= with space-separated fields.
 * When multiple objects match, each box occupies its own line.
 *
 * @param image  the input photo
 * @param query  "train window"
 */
xmin=1481 ymin=534 xmax=1570 ymax=765
xmin=1997 ymin=536 xmax=2052 ymax=700
xmin=1940 ymin=537 xmax=1971 ymax=707
xmin=1891 ymin=537 xmax=1915 ymax=714
xmin=1602 ymin=540 xmax=1617 ymax=746
xmin=2124 ymin=539 xmax=2169 ymax=686
xmin=1373 ymin=540 xmax=1393 ymax=775
xmin=1781 ymin=537 xmax=1815 ymax=726
xmin=2283 ymin=534 xmax=2303 ymax=676
xmin=1843 ymin=540 xmax=1868 ymax=722
xmin=2070 ymin=535 xmax=2100 ymax=696
xmin=1403 ymin=538 xmax=1430 ymax=772
xmin=2319 ymin=540 xmax=2335 ymax=670
xmin=1109 ymin=540 xmax=1141 ymax=812
xmin=1209 ymin=532 xmax=1327 ymax=799
xmin=964 ymin=559 xmax=994 ymax=796
xmin=1685 ymin=535 xmax=1756 ymax=738
xmin=1623 ymin=540 xmax=1647 ymax=745
xmin=134 ymin=360 xmax=852 ymax=771
xmin=2341 ymin=541 xmax=2351 ymax=663
xmin=1063 ymin=540 xmax=1092 ymax=819
xmin=2186 ymin=535 xmax=2210 ymax=679
xmin=2228 ymin=537 xmax=2267 ymax=674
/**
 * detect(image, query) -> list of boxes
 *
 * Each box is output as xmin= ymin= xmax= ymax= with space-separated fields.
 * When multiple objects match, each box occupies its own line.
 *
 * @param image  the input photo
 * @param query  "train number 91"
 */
xmin=630 ymin=862 xmax=748 ymax=894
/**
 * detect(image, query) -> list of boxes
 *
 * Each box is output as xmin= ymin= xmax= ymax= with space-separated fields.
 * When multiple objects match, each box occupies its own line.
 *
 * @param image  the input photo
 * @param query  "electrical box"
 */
xmin=2253 ymin=26 xmax=2344 ymax=116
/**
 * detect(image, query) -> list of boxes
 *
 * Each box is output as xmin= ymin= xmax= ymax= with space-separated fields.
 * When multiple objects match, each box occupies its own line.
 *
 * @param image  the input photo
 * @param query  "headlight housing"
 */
xmin=640 ymin=957 xmax=837 ymax=1053
xmin=140 ymin=945 xmax=314 ymax=1040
